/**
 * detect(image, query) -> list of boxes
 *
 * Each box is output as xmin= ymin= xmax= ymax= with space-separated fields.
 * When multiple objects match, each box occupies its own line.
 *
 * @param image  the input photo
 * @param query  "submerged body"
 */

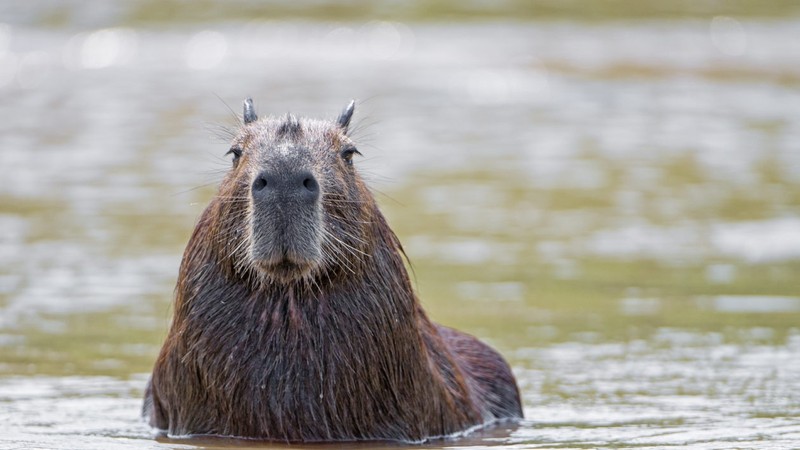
xmin=144 ymin=100 xmax=523 ymax=442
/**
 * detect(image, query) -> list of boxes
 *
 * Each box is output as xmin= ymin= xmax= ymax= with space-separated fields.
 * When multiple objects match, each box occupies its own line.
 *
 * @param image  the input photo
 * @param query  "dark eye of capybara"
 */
xmin=340 ymin=145 xmax=361 ymax=166
xmin=225 ymin=145 xmax=243 ymax=166
xmin=143 ymin=99 xmax=523 ymax=443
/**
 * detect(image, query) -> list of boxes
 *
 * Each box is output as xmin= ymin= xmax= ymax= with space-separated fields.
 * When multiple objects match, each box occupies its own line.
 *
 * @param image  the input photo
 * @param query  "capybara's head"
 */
xmin=213 ymin=99 xmax=374 ymax=284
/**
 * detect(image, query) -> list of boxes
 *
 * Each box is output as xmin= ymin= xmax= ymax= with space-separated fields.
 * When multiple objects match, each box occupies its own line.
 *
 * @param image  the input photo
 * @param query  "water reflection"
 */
xmin=68 ymin=28 xmax=139 ymax=70
xmin=698 ymin=295 xmax=800 ymax=313
xmin=709 ymin=16 xmax=748 ymax=56
xmin=185 ymin=30 xmax=227 ymax=70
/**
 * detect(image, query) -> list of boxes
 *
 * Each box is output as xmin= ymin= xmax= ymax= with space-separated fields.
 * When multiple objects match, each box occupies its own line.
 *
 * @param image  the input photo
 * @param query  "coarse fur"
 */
xmin=143 ymin=100 xmax=523 ymax=443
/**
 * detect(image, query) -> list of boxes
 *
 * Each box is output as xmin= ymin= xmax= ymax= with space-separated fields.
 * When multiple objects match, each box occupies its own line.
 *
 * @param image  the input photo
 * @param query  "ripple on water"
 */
xmin=514 ymin=331 xmax=800 ymax=448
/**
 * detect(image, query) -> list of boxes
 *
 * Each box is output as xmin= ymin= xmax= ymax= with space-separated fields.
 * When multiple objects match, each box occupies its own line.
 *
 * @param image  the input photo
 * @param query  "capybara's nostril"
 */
xmin=252 ymin=169 xmax=318 ymax=203
xmin=302 ymin=176 xmax=318 ymax=195
xmin=297 ymin=172 xmax=319 ymax=203
xmin=252 ymin=175 xmax=268 ymax=193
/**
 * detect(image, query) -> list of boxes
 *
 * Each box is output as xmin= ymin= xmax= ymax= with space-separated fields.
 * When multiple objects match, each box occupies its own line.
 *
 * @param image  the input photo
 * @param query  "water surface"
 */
xmin=1 ymin=7 xmax=799 ymax=450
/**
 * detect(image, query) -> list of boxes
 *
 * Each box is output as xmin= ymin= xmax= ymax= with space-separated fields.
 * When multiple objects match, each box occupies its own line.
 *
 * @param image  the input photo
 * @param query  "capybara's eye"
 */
xmin=340 ymin=146 xmax=362 ymax=165
xmin=225 ymin=146 xmax=243 ymax=164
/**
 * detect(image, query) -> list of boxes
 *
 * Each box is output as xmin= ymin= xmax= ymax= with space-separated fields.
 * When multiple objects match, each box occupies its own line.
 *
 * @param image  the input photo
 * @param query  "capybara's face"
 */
xmin=215 ymin=101 xmax=372 ymax=284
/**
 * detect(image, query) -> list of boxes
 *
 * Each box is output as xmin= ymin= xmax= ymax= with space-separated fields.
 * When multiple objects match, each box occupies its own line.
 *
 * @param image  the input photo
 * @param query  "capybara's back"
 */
xmin=143 ymin=99 xmax=522 ymax=442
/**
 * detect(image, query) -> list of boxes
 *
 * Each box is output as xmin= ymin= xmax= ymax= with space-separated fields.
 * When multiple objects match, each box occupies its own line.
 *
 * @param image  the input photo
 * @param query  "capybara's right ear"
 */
xmin=337 ymin=100 xmax=355 ymax=133
xmin=243 ymin=98 xmax=257 ymax=124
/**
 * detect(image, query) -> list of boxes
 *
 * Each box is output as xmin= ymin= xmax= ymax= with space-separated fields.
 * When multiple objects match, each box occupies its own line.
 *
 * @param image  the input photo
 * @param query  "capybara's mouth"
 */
xmin=254 ymin=257 xmax=315 ymax=281
xmin=248 ymin=208 xmax=323 ymax=283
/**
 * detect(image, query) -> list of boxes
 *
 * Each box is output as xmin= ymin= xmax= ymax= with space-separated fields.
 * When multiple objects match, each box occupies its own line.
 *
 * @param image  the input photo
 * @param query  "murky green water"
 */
xmin=1 ymin=3 xmax=800 ymax=449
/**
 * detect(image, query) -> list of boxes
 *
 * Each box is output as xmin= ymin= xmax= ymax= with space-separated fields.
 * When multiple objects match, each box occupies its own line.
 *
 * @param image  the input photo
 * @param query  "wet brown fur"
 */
xmin=143 ymin=103 xmax=523 ymax=442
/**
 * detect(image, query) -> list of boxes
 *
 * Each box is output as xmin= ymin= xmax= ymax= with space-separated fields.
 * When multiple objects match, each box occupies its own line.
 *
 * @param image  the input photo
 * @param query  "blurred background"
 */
xmin=1 ymin=1 xmax=799 ymax=449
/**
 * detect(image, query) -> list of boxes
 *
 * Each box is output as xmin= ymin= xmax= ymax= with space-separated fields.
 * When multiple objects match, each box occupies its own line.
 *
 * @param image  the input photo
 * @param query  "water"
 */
xmin=1 ymin=4 xmax=800 ymax=449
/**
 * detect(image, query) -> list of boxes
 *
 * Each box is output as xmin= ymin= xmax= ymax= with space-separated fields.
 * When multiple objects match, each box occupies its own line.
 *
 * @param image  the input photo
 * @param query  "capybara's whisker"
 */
xmin=224 ymin=235 xmax=249 ymax=263
xmin=326 ymin=214 xmax=373 ymax=226
xmin=322 ymin=228 xmax=368 ymax=257
xmin=323 ymin=198 xmax=368 ymax=205
xmin=333 ymin=227 xmax=369 ymax=246
xmin=320 ymin=234 xmax=356 ymax=275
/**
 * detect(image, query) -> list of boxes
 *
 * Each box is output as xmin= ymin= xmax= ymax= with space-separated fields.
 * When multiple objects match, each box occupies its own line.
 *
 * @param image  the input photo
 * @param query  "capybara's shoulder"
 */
xmin=437 ymin=324 xmax=523 ymax=419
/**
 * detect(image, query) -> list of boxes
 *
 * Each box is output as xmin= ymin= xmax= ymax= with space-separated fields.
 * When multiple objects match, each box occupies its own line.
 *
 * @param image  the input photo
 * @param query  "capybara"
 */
xmin=143 ymin=99 xmax=523 ymax=443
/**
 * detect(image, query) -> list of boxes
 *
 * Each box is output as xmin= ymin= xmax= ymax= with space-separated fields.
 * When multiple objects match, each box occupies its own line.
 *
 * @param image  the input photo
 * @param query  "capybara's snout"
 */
xmin=248 ymin=156 xmax=324 ymax=280
xmin=251 ymin=167 xmax=320 ymax=206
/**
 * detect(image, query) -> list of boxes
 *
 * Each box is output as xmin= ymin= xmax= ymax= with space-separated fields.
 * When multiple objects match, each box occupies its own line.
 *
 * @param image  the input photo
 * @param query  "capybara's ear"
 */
xmin=243 ymin=97 xmax=257 ymax=124
xmin=337 ymin=100 xmax=355 ymax=133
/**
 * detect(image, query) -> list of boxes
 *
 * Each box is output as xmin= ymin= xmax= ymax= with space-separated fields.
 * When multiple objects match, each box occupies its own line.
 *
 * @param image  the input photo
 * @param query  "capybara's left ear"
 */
xmin=243 ymin=97 xmax=257 ymax=124
xmin=337 ymin=100 xmax=355 ymax=133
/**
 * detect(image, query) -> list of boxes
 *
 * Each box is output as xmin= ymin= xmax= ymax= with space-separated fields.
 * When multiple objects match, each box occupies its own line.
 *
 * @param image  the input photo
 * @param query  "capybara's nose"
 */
xmin=252 ymin=169 xmax=319 ymax=203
